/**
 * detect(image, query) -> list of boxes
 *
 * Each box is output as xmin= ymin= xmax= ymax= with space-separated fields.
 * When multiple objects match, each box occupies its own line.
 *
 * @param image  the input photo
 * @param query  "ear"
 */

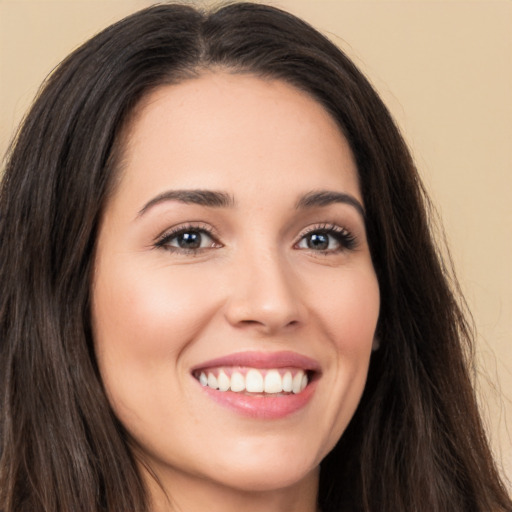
xmin=372 ymin=336 xmax=380 ymax=352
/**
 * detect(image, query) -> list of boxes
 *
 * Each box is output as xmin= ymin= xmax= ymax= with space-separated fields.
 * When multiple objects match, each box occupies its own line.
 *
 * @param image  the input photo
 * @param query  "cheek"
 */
xmin=308 ymin=266 xmax=379 ymax=445
xmin=93 ymin=260 xmax=217 ymax=359
xmin=90 ymin=259 xmax=228 ymax=425
xmin=90 ymin=260 xmax=220 ymax=429
xmin=331 ymin=269 xmax=379 ymax=392
xmin=314 ymin=266 xmax=380 ymax=350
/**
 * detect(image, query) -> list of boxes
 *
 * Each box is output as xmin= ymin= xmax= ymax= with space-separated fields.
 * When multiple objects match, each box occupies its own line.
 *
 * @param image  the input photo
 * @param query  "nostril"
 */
xmin=240 ymin=319 xmax=263 ymax=326
xmin=233 ymin=317 xmax=301 ymax=335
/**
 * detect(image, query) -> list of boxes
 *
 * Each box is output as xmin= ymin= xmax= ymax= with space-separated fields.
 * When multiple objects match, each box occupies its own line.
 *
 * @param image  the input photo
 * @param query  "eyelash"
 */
xmin=295 ymin=223 xmax=358 ymax=253
xmin=154 ymin=223 xmax=222 ymax=254
xmin=154 ymin=222 xmax=358 ymax=254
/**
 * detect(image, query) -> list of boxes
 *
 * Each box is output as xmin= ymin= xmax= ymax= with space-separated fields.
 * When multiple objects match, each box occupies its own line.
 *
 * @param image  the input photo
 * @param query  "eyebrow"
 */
xmin=137 ymin=188 xmax=365 ymax=219
xmin=295 ymin=190 xmax=365 ymax=219
xmin=138 ymin=189 xmax=235 ymax=217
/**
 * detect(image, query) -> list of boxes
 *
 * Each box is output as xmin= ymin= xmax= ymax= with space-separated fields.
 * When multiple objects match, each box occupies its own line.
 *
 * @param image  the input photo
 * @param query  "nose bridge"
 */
xmin=225 ymin=242 xmax=303 ymax=333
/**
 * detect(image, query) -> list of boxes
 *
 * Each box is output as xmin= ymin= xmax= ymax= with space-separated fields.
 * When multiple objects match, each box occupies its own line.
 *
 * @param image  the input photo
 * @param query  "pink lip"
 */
xmin=192 ymin=351 xmax=320 ymax=420
xmin=191 ymin=350 xmax=321 ymax=373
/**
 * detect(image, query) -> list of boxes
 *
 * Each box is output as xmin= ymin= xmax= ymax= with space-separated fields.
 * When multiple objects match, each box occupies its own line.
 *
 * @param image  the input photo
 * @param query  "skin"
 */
xmin=91 ymin=72 xmax=380 ymax=512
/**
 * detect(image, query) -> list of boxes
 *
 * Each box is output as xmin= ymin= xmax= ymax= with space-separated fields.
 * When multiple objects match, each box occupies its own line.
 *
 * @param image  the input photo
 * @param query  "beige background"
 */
xmin=1 ymin=0 xmax=511 ymax=489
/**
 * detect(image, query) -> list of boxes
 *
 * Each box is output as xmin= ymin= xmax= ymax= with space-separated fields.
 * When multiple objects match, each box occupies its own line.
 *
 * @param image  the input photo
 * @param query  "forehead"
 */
xmin=114 ymin=72 xmax=361 ymax=208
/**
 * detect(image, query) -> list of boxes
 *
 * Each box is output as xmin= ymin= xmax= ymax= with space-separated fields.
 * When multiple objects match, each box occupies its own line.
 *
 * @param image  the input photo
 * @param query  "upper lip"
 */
xmin=191 ymin=350 xmax=321 ymax=373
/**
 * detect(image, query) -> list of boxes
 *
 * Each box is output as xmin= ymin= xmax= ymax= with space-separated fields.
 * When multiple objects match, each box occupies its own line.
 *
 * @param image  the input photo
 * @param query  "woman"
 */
xmin=0 ymin=3 xmax=510 ymax=512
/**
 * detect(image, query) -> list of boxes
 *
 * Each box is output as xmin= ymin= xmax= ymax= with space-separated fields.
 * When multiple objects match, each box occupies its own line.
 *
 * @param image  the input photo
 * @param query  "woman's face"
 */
xmin=92 ymin=73 xmax=379 ymax=496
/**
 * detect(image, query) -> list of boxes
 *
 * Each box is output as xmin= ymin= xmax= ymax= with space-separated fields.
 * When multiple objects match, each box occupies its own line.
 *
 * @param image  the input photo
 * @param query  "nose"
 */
xmin=224 ymin=249 xmax=305 ymax=335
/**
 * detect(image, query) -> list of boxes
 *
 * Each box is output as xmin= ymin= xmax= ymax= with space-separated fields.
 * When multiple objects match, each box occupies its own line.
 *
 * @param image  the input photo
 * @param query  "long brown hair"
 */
xmin=0 ymin=3 xmax=510 ymax=511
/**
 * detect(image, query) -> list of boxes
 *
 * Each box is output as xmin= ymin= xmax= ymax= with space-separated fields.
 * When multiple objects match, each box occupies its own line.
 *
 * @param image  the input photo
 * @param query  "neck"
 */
xmin=143 ymin=464 xmax=320 ymax=512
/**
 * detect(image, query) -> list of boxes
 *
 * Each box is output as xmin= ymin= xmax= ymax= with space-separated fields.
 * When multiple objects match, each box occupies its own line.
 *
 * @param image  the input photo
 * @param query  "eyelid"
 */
xmin=296 ymin=222 xmax=351 ymax=239
xmin=154 ymin=222 xmax=222 ymax=249
xmin=294 ymin=222 xmax=358 ymax=252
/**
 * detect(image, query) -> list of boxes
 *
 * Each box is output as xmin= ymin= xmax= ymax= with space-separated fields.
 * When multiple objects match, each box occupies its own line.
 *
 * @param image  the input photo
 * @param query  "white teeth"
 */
xmin=198 ymin=368 xmax=309 ymax=395
xmin=230 ymin=371 xmax=245 ymax=392
xmin=246 ymin=369 xmax=264 ymax=393
xmin=207 ymin=372 xmax=218 ymax=389
xmin=292 ymin=372 xmax=303 ymax=394
xmin=300 ymin=373 xmax=308 ymax=392
xmin=282 ymin=371 xmax=293 ymax=392
xmin=264 ymin=370 xmax=282 ymax=393
xmin=217 ymin=370 xmax=230 ymax=391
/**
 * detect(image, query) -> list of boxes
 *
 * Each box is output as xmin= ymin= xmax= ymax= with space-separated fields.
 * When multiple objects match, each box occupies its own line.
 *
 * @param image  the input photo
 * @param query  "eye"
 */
xmin=296 ymin=225 xmax=357 ymax=253
xmin=155 ymin=225 xmax=221 ymax=253
xmin=298 ymin=232 xmax=337 ymax=251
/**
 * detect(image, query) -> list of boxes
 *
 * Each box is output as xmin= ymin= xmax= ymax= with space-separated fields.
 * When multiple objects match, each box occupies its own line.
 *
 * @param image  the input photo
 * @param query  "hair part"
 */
xmin=1 ymin=3 xmax=510 ymax=511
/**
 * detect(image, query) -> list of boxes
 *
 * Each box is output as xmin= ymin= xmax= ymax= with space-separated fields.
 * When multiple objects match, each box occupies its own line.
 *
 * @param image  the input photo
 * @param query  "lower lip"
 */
xmin=196 ymin=379 xmax=318 ymax=419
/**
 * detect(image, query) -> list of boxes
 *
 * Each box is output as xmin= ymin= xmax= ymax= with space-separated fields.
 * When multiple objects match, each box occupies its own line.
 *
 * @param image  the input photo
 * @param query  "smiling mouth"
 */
xmin=193 ymin=367 xmax=312 ymax=395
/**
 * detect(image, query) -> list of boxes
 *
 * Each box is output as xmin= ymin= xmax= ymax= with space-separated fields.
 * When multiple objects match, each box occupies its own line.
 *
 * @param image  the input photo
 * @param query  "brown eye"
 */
xmin=156 ymin=227 xmax=219 ymax=252
xmin=174 ymin=231 xmax=203 ymax=249
xmin=299 ymin=231 xmax=339 ymax=251
xmin=296 ymin=225 xmax=357 ymax=253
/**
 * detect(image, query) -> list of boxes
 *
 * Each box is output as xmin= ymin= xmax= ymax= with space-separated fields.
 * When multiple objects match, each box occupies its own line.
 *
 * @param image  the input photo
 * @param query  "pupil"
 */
xmin=178 ymin=232 xmax=201 ymax=249
xmin=308 ymin=233 xmax=328 ymax=250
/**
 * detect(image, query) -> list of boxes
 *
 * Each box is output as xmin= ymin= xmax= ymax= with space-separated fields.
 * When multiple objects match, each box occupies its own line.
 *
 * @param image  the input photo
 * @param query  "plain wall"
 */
xmin=1 ymin=0 xmax=511 ymax=489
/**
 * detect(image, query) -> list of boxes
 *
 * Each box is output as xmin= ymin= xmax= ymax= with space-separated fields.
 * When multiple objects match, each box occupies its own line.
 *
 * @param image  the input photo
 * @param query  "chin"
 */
xmin=207 ymin=462 xmax=319 ymax=493
xmin=195 ymin=442 xmax=323 ymax=493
